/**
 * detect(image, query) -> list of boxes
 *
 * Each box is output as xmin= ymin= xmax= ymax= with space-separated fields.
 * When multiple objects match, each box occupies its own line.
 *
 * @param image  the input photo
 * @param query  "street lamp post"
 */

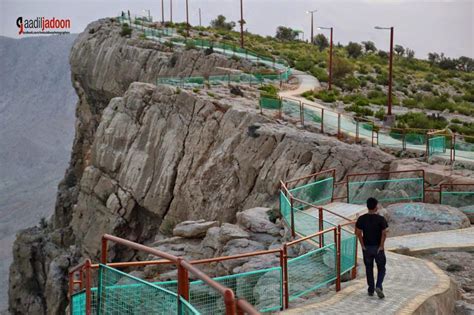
xmin=375 ymin=26 xmax=395 ymax=123
xmin=318 ymin=26 xmax=333 ymax=90
xmin=161 ymin=0 xmax=165 ymax=23
xmin=199 ymin=8 xmax=202 ymax=27
xmin=186 ymin=0 xmax=189 ymax=36
xmin=239 ymin=0 xmax=245 ymax=48
xmin=170 ymin=0 xmax=173 ymax=23
xmin=306 ymin=10 xmax=317 ymax=44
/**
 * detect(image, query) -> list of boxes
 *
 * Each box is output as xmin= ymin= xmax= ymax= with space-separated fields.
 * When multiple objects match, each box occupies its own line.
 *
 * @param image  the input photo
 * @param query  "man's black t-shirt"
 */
xmin=355 ymin=213 xmax=388 ymax=246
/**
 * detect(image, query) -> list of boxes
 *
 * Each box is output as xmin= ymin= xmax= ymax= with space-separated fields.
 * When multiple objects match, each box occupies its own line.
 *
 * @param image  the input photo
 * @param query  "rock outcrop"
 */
xmin=385 ymin=203 xmax=471 ymax=236
xmin=9 ymin=18 xmax=395 ymax=314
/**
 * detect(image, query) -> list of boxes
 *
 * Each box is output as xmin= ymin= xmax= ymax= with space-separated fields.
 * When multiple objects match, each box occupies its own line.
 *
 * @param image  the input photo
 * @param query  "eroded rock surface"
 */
xmin=9 ymin=18 xmax=396 ymax=314
xmin=385 ymin=203 xmax=471 ymax=236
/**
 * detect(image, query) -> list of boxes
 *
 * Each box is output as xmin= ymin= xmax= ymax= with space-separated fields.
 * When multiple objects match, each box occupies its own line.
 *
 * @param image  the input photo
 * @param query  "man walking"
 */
xmin=355 ymin=197 xmax=388 ymax=298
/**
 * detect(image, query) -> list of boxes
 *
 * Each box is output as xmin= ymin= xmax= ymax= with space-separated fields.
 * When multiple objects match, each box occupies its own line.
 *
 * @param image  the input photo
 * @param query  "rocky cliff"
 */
xmin=8 ymin=18 xmax=395 ymax=314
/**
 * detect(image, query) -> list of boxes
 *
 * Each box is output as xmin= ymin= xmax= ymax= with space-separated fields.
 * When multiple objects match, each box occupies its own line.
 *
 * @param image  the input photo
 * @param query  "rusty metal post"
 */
xmin=453 ymin=135 xmax=456 ymax=162
xmin=356 ymin=120 xmax=360 ymax=143
xmin=290 ymin=196 xmax=296 ymax=238
xmin=224 ymin=289 xmax=237 ymax=315
xmin=282 ymin=245 xmax=289 ymax=309
xmin=85 ymin=260 xmax=92 ymax=315
xmin=335 ymin=226 xmax=341 ymax=292
xmin=321 ymin=108 xmax=325 ymax=133
xmin=318 ymin=208 xmax=324 ymax=248
xmin=68 ymin=272 xmax=74 ymax=298
xmin=351 ymin=237 xmax=358 ymax=280
xmin=371 ymin=124 xmax=374 ymax=147
xmin=177 ymin=259 xmax=190 ymax=300
xmin=79 ymin=269 xmax=83 ymax=290
xmin=101 ymin=237 xmax=108 ymax=264
xmin=337 ymin=113 xmax=341 ymax=139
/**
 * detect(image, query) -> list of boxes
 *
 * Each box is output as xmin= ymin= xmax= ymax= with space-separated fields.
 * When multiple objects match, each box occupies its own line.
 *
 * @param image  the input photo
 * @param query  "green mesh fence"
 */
xmin=429 ymin=136 xmax=446 ymax=156
xmin=287 ymin=243 xmax=337 ymax=301
xmin=454 ymin=138 xmax=474 ymax=161
xmin=280 ymin=192 xmax=292 ymax=224
xmin=190 ymin=268 xmax=282 ymax=313
xmin=340 ymin=229 xmax=357 ymax=274
xmin=289 ymin=177 xmax=334 ymax=206
xmin=71 ymin=291 xmax=86 ymax=315
xmin=441 ymin=192 xmax=474 ymax=213
xmin=302 ymin=104 xmax=322 ymax=125
xmin=157 ymin=269 xmax=282 ymax=313
xmin=348 ymin=177 xmax=424 ymax=204
xmin=96 ymin=264 xmax=187 ymax=314
xmin=379 ymin=129 xmax=404 ymax=149
xmin=281 ymin=99 xmax=301 ymax=121
xmin=260 ymin=97 xmax=281 ymax=110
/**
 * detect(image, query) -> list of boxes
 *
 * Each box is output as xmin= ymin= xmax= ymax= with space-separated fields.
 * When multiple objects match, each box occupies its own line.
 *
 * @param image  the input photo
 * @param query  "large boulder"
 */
xmin=217 ymin=239 xmax=266 ymax=274
xmin=236 ymin=207 xmax=280 ymax=236
xmin=385 ymin=203 xmax=471 ymax=236
xmin=459 ymin=206 xmax=474 ymax=224
xmin=172 ymin=220 xmax=219 ymax=238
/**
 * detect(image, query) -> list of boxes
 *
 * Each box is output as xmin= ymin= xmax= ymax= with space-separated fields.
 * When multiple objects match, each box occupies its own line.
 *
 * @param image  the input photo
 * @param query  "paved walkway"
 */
xmin=284 ymin=251 xmax=450 ymax=315
xmin=286 ymin=209 xmax=474 ymax=314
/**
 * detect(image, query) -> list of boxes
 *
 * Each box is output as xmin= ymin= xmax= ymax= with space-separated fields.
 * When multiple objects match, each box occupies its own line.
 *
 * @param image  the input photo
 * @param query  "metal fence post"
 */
xmin=318 ymin=208 xmax=324 ymax=248
xmin=337 ymin=113 xmax=341 ymax=139
xmin=321 ymin=109 xmax=325 ymax=133
xmin=281 ymin=246 xmax=289 ymax=309
xmin=336 ymin=226 xmax=341 ymax=292
xmin=356 ymin=121 xmax=360 ymax=143
xmin=223 ymin=289 xmax=237 ymax=315
xmin=351 ymin=238 xmax=358 ymax=280
xmin=101 ymin=237 xmax=108 ymax=264
xmin=290 ymin=197 xmax=296 ymax=238
xmin=85 ymin=260 xmax=92 ymax=315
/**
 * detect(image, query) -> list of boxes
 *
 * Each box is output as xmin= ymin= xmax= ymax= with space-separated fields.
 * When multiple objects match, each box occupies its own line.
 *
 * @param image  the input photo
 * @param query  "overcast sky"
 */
xmin=1 ymin=0 xmax=473 ymax=59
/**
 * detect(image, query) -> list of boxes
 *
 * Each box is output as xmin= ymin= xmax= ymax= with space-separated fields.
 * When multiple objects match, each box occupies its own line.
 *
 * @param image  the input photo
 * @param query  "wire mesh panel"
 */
xmin=302 ymin=104 xmax=322 ymax=125
xmin=321 ymin=110 xmax=339 ymax=134
xmin=454 ymin=137 xmax=474 ymax=161
xmin=260 ymin=97 xmax=281 ymax=110
xmin=287 ymin=244 xmax=337 ymax=301
xmin=97 ymin=264 xmax=183 ymax=314
xmin=289 ymin=177 xmax=334 ymax=206
xmin=340 ymin=230 xmax=357 ymax=274
xmin=428 ymin=136 xmax=446 ymax=156
xmin=188 ymin=267 xmax=282 ymax=314
xmin=281 ymin=99 xmax=301 ymax=121
xmin=348 ymin=177 xmax=424 ymax=204
xmin=280 ymin=192 xmax=292 ymax=224
xmin=71 ymin=291 xmax=86 ymax=315
xmin=441 ymin=192 xmax=474 ymax=212
xmin=378 ymin=129 xmax=404 ymax=149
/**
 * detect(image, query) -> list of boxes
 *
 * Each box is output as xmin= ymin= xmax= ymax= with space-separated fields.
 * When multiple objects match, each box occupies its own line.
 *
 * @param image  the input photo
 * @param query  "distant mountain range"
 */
xmin=0 ymin=34 xmax=77 ymax=312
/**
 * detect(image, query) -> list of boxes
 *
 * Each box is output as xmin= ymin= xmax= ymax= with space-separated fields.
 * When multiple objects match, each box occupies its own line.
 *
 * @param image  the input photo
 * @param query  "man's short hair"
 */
xmin=367 ymin=197 xmax=378 ymax=210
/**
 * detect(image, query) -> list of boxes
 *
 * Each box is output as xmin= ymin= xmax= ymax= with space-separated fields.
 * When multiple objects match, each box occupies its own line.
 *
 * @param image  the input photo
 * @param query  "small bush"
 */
xmin=120 ymin=23 xmax=132 ymax=37
xmin=345 ymin=104 xmax=374 ymax=117
xmin=375 ymin=108 xmax=385 ymax=120
xmin=314 ymin=90 xmax=339 ymax=103
xmin=185 ymin=41 xmax=197 ymax=50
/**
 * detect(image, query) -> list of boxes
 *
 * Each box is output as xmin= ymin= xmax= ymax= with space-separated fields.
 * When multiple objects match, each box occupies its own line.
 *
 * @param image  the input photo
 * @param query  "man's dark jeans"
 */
xmin=362 ymin=245 xmax=386 ymax=293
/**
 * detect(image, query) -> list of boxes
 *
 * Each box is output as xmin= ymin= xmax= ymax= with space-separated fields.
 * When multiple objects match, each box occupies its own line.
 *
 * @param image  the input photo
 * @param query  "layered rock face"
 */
xmin=8 ymin=18 xmax=395 ymax=314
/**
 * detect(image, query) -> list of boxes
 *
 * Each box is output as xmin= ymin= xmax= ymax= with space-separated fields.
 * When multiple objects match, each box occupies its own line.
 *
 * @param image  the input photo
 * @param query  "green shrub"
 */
xmin=310 ymin=66 xmax=329 ymax=82
xmin=345 ymin=104 xmax=374 ymax=117
xmin=395 ymin=112 xmax=448 ymax=130
xmin=314 ymin=90 xmax=339 ymax=103
xmin=120 ymin=23 xmax=132 ymax=37
xmin=185 ymin=41 xmax=197 ymax=50
xmin=259 ymin=84 xmax=279 ymax=98
xmin=341 ymin=76 xmax=361 ymax=91
xmin=375 ymin=108 xmax=385 ymax=120
xmin=402 ymin=98 xmax=418 ymax=108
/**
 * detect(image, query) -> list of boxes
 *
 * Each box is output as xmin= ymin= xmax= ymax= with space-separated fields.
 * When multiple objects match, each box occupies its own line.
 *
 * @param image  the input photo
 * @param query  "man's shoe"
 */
xmin=368 ymin=292 xmax=374 ymax=297
xmin=375 ymin=287 xmax=385 ymax=299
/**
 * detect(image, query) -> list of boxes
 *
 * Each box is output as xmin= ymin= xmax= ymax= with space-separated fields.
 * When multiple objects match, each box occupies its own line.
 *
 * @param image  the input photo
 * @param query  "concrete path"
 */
xmin=283 ymin=251 xmax=451 ymax=315
xmin=286 ymin=224 xmax=474 ymax=314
